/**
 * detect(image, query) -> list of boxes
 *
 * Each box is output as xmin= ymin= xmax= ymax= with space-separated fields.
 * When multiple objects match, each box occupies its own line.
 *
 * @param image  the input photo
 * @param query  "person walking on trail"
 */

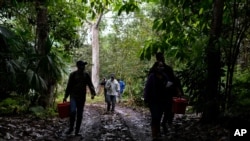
xmin=117 ymin=78 xmax=125 ymax=103
xmin=105 ymin=73 xmax=120 ymax=113
xmin=100 ymin=77 xmax=108 ymax=103
xmin=63 ymin=60 xmax=96 ymax=136
xmin=144 ymin=61 xmax=172 ymax=141
xmin=148 ymin=52 xmax=183 ymax=135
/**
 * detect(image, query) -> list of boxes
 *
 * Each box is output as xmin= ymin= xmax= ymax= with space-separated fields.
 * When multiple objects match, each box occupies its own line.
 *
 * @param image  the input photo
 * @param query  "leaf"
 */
xmin=0 ymin=25 xmax=15 ymax=38
xmin=152 ymin=19 xmax=162 ymax=31
xmin=199 ymin=8 xmax=204 ymax=15
xmin=118 ymin=6 xmax=125 ymax=15
xmin=26 ymin=70 xmax=47 ymax=91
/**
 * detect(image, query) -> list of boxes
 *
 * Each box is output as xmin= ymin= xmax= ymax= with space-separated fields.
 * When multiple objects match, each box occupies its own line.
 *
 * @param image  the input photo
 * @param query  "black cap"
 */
xmin=110 ymin=73 xmax=115 ymax=78
xmin=156 ymin=52 xmax=165 ymax=62
xmin=76 ymin=60 xmax=87 ymax=67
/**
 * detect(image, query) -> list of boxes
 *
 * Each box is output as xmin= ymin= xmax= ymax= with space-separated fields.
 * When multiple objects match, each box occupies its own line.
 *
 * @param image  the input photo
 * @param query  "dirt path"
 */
xmin=63 ymin=103 xmax=152 ymax=141
xmin=0 ymin=103 xmax=229 ymax=141
xmin=85 ymin=104 xmax=152 ymax=141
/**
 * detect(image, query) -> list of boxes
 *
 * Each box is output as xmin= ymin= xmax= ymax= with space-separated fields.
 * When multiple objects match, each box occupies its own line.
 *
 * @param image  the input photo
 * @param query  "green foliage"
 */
xmin=29 ymin=106 xmax=58 ymax=118
xmin=129 ymin=78 xmax=145 ymax=106
xmin=140 ymin=0 xmax=212 ymax=62
xmin=118 ymin=0 xmax=140 ymax=15
xmin=230 ymin=69 xmax=250 ymax=117
xmin=0 ymin=24 xmax=70 ymax=107
xmin=0 ymin=97 xmax=28 ymax=115
xmin=29 ymin=106 xmax=46 ymax=117
xmin=48 ymin=0 xmax=84 ymax=47
xmin=0 ymin=98 xmax=19 ymax=115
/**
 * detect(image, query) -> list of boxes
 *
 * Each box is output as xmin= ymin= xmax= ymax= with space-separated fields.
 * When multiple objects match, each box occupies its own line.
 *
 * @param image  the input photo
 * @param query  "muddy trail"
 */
xmin=0 ymin=103 xmax=229 ymax=141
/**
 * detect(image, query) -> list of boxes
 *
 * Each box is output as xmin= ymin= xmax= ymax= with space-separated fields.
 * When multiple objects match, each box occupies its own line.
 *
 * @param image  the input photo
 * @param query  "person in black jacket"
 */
xmin=63 ymin=60 xmax=96 ymax=136
xmin=100 ymin=77 xmax=108 ymax=103
xmin=147 ymin=52 xmax=183 ymax=135
xmin=144 ymin=61 xmax=171 ymax=140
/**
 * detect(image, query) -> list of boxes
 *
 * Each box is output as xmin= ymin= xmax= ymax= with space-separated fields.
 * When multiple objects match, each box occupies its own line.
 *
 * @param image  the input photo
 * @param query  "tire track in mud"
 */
xmin=65 ymin=104 xmax=151 ymax=141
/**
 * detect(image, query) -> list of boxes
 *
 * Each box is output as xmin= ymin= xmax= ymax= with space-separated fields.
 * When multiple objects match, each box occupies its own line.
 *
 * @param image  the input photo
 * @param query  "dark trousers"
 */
xmin=69 ymin=97 xmax=85 ymax=133
xmin=149 ymin=102 xmax=165 ymax=138
xmin=149 ymin=102 xmax=165 ymax=127
xmin=106 ymin=95 xmax=116 ymax=111
xmin=149 ymin=100 xmax=173 ymax=135
xmin=162 ymin=101 xmax=174 ymax=125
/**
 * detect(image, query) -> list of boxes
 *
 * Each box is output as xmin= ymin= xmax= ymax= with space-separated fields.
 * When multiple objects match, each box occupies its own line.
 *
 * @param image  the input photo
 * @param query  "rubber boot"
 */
xmin=161 ymin=122 xmax=168 ymax=135
xmin=107 ymin=103 xmax=111 ymax=111
xmin=111 ymin=104 xmax=115 ymax=112
xmin=151 ymin=125 xmax=161 ymax=141
xmin=66 ymin=112 xmax=75 ymax=134
xmin=167 ymin=112 xmax=174 ymax=125
xmin=75 ymin=115 xmax=82 ymax=136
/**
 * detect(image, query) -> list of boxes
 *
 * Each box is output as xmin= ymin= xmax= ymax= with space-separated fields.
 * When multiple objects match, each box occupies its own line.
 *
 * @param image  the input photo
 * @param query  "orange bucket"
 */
xmin=57 ymin=102 xmax=70 ymax=118
xmin=172 ymin=97 xmax=188 ymax=114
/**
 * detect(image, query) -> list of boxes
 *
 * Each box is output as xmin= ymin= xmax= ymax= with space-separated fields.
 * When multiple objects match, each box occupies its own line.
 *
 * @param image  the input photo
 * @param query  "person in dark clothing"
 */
xmin=63 ymin=60 xmax=96 ymax=136
xmin=148 ymin=52 xmax=183 ymax=135
xmin=144 ymin=61 xmax=172 ymax=140
xmin=100 ymin=77 xmax=108 ymax=103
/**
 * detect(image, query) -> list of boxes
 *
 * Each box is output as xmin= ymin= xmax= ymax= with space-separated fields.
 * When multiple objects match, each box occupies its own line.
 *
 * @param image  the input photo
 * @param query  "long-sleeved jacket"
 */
xmin=144 ymin=73 xmax=172 ymax=104
xmin=65 ymin=70 xmax=96 ymax=101
xmin=105 ymin=79 xmax=120 ymax=96
xmin=148 ymin=62 xmax=183 ymax=98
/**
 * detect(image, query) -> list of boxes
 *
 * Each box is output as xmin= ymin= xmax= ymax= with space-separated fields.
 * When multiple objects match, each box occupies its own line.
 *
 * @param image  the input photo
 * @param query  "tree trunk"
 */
xmin=36 ymin=1 xmax=48 ymax=55
xmin=90 ymin=13 xmax=103 ymax=94
xmin=35 ymin=0 xmax=52 ymax=108
xmin=202 ymin=0 xmax=224 ymax=123
xmin=91 ymin=23 xmax=100 ymax=94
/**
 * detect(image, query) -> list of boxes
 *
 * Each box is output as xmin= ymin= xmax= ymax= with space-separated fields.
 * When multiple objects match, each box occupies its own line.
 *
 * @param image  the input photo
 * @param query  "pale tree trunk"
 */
xmin=91 ymin=14 xmax=103 ymax=94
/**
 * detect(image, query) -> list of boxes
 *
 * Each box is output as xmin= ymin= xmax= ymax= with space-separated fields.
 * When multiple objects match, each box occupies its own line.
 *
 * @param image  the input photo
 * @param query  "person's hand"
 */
xmin=144 ymin=102 xmax=149 ymax=107
xmin=144 ymin=99 xmax=150 ymax=107
xmin=176 ymin=88 xmax=183 ymax=97
xmin=63 ymin=98 xmax=67 ymax=103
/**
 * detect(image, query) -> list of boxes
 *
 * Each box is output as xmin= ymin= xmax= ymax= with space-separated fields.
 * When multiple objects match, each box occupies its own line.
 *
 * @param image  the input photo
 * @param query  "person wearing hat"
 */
xmin=63 ymin=60 xmax=96 ymax=136
xmin=105 ymin=73 xmax=120 ymax=113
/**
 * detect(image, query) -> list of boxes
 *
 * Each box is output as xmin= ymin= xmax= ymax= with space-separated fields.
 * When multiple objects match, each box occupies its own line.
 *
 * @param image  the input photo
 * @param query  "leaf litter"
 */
xmin=0 ymin=103 xmax=230 ymax=141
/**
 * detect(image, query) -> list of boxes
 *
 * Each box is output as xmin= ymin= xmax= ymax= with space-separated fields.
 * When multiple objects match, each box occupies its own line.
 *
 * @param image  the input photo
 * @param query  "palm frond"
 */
xmin=26 ymin=69 xmax=47 ymax=91
xmin=0 ymin=25 xmax=14 ymax=38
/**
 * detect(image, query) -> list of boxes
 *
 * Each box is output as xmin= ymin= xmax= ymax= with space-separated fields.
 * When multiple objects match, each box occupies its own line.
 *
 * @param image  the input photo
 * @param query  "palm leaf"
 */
xmin=0 ymin=25 xmax=14 ymax=38
xmin=27 ymin=69 xmax=47 ymax=91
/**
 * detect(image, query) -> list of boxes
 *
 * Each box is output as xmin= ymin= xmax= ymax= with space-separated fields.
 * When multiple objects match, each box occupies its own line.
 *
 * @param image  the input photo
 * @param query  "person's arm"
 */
xmin=64 ymin=73 xmax=74 ymax=102
xmin=100 ymin=79 xmax=105 ymax=86
xmin=175 ymin=77 xmax=184 ymax=96
xmin=85 ymin=73 xmax=96 ymax=98
xmin=105 ymin=80 xmax=111 ymax=89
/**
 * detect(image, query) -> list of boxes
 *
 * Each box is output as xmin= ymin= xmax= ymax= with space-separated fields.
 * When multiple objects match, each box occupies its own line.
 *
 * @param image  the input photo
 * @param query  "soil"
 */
xmin=0 ymin=103 xmax=230 ymax=141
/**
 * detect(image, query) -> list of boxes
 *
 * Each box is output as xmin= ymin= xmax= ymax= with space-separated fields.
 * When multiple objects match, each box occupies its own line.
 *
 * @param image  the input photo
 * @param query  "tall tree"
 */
xmin=85 ymin=0 xmax=107 ymax=94
xmin=90 ymin=13 xmax=103 ymax=94
xmin=85 ymin=0 xmax=139 ymax=93
xmin=222 ymin=0 xmax=250 ymax=110
xmin=202 ymin=0 xmax=224 ymax=123
xmin=35 ymin=0 xmax=51 ymax=108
